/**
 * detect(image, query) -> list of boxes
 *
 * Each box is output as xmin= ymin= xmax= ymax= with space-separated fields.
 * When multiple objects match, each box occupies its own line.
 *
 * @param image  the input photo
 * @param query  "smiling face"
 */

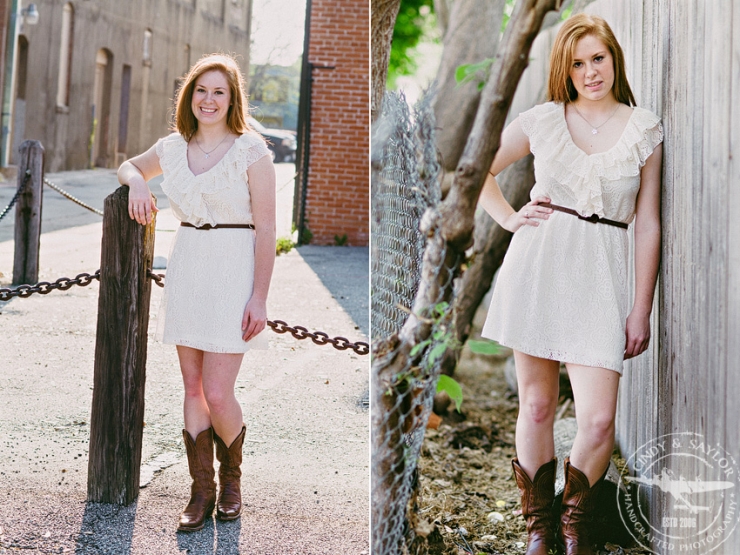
xmin=568 ymin=34 xmax=616 ymax=103
xmin=190 ymin=70 xmax=232 ymax=128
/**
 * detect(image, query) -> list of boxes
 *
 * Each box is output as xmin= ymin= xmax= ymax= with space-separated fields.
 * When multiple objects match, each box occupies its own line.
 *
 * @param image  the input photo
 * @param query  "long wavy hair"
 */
xmin=547 ymin=14 xmax=636 ymax=106
xmin=174 ymin=53 xmax=252 ymax=140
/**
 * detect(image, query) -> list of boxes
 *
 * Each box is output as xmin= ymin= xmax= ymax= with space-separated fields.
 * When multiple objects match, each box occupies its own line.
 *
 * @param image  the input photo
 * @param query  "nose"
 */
xmin=585 ymin=62 xmax=597 ymax=78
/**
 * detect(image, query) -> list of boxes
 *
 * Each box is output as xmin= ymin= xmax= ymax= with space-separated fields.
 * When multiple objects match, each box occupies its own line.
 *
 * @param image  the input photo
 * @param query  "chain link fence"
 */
xmin=372 ymin=91 xmax=462 ymax=554
xmin=371 ymin=92 xmax=440 ymax=340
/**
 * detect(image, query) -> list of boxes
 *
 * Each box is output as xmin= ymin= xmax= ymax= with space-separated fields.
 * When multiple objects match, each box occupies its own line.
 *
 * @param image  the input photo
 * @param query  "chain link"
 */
xmin=1 ymin=268 xmax=369 ymax=356
xmin=0 ymin=171 xmax=32 ymax=223
xmin=267 ymin=319 xmax=369 ymax=355
xmin=0 ymin=270 xmax=100 ymax=301
xmin=44 ymin=178 xmax=104 ymax=216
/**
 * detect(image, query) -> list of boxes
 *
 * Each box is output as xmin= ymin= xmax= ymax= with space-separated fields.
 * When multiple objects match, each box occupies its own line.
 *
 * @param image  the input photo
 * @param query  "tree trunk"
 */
xmin=371 ymin=0 xmax=401 ymax=123
xmin=432 ymin=0 xmax=505 ymax=173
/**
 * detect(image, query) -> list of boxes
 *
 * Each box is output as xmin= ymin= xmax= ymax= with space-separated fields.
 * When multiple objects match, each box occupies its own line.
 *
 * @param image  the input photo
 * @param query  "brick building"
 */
xmin=293 ymin=0 xmax=368 ymax=246
xmin=0 ymin=0 xmax=253 ymax=172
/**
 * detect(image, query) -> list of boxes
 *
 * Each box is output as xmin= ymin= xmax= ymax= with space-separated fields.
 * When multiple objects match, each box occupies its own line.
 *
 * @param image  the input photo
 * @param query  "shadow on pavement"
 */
xmin=77 ymin=501 xmax=137 ymax=554
xmin=295 ymin=245 xmax=369 ymax=338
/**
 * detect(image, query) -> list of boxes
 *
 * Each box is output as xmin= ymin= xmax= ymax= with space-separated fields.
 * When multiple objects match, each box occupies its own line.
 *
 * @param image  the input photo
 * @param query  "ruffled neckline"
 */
xmin=561 ymin=103 xmax=637 ymax=158
xmin=178 ymin=133 xmax=255 ymax=178
xmin=156 ymin=131 xmax=269 ymax=227
xmin=520 ymin=102 xmax=663 ymax=218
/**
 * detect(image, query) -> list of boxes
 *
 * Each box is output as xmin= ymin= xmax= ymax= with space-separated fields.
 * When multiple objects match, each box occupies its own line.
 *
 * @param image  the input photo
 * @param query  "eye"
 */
xmin=594 ymin=55 xmax=604 ymax=62
xmin=573 ymin=61 xmax=583 ymax=68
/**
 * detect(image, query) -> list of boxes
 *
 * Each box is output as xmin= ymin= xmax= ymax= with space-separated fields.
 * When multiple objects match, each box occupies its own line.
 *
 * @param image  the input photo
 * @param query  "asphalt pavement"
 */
xmin=0 ymin=164 xmax=369 ymax=554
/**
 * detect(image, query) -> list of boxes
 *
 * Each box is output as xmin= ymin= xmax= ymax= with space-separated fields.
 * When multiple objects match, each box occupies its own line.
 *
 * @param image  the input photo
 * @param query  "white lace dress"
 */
xmin=481 ymin=102 xmax=663 ymax=373
xmin=154 ymin=132 xmax=271 ymax=353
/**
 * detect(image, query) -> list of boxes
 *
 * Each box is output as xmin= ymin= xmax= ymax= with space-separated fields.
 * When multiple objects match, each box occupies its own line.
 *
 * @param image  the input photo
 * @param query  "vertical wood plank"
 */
xmin=12 ymin=140 xmax=44 ymax=286
xmin=726 ymin=1 xmax=740 ymax=551
xmin=87 ymin=186 xmax=156 ymax=505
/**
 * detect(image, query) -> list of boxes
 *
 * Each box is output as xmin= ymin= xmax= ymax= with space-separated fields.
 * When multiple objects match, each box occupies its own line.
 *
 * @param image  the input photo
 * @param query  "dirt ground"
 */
xmin=409 ymin=341 xmax=653 ymax=555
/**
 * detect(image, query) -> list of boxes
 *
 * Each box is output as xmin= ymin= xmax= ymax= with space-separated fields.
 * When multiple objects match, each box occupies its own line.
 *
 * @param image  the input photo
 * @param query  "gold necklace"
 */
xmin=194 ymin=132 xmax=230 ymax=159
xmin=571 ymin=103 xmax=621 ymax=135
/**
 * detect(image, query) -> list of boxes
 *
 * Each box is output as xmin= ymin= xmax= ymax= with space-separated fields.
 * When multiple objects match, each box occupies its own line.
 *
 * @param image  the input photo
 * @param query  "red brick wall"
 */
xmin=305 ymin=0 xmax=369 ymax=246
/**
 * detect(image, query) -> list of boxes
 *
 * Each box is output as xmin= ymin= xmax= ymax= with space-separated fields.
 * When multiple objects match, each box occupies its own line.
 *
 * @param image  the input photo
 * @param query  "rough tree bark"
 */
xmin=371 ymin=0 xmax=402 ymax=123
xmin=432 ymin=0 xmax=505 ymax=173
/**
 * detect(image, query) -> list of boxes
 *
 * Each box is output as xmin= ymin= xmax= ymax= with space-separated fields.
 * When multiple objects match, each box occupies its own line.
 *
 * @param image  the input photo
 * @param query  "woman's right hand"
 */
xmin=127 ymin=179 xmax=158 ymax=226
xmin=503 ymin=195 xmax=553 ymax=232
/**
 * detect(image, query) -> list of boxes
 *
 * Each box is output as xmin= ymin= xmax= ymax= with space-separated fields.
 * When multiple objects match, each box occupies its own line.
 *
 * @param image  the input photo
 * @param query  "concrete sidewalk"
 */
xmin=0 ymin=168 xmax=369 ymax=554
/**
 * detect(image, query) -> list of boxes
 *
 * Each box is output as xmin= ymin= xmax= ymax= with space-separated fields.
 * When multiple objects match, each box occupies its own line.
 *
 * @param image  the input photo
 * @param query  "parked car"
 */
xmin=247 ymin=117 xmax=297 ymax=163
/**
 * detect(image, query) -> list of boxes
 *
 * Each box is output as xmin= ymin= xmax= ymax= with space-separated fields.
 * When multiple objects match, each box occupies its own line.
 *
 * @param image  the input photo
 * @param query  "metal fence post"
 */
xmin=12 ymin=140 xmax=44 ymax=285
xmin=87 ymin=185 xmax=156 ymax=505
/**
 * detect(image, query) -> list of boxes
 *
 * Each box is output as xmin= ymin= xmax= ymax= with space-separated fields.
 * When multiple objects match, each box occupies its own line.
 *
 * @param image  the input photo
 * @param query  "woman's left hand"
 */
xmin=242 ymin=297 xmax=267 ymax=342
xmin=624 ymin=310 xmax=651 ymax=359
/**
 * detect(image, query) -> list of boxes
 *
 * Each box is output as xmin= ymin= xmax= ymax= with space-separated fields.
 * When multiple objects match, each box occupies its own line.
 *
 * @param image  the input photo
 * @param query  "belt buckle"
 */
xmin=578 ymin=213 xmax=600 ymax=224
xmin=199 ymin=224 xmax=213 ymax=230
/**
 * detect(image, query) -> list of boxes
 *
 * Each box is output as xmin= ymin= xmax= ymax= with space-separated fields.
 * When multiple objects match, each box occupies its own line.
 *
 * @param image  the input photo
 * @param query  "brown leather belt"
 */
xmin=540 ymin=202 xmax=628 ymax=229
xmin=180 ymin=222 xmax=255 ymax=230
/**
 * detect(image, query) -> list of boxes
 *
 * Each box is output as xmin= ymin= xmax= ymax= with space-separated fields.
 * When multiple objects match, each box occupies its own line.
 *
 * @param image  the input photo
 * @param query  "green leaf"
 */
xmin=436 ymin=374 xmax=463 ymax=412
xmin=428 ymin=342 xmax=447 ymax=364
xmin=468 ymin=339 xmax=503 ymax=356
xmin=561 ymin=1 xmax=574 ymax=21
xmin=454 ymin=59 xmax=495 ymax=85
xmin=410 ymin=339 xmax=431 ymax=357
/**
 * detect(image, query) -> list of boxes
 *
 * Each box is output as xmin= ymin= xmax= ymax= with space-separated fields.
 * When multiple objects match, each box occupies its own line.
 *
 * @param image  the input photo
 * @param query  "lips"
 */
xmin=200 ymin=107 xmax=217 ymax=114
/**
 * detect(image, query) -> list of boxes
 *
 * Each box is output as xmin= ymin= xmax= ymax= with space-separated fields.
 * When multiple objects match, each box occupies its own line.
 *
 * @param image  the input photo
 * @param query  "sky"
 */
xmin=250 ymin=0 xmax=307 ymax=66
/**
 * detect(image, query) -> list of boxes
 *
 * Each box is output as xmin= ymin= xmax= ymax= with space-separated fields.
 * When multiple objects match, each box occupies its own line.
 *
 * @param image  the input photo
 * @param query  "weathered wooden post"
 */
xmin=12 ymin=140 xmax=44 ymax=285
xmin=87 ymin=186 xmax=156 ymax=505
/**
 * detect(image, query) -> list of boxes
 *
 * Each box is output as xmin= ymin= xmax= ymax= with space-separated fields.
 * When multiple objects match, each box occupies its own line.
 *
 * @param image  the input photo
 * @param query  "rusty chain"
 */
xmin=1 ymin=269 xmax=369 ymax=356
xmin=0 ymin=171 xmax=32 ymax=223
xmin=266 ymin=320 xmax=369 ymax=356
xmin=0 ymin=270 xmax=100 ymax=301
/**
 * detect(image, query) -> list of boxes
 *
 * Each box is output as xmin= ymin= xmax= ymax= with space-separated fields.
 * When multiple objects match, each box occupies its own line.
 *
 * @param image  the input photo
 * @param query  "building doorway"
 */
xmin=10 ymin=35 xmax=29 ymax=165
xmin=91 ymin=48 xmax=113 ymax=167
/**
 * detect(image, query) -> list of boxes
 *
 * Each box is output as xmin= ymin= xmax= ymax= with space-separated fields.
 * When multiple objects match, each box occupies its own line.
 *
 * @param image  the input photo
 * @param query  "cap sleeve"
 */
xmin=154 ymin=132 xmax=182 ymax=163
xmin=631 ymin=108 xmax=663 ymax=167
xmin=240 ymin=133 xmax=271 ymax=169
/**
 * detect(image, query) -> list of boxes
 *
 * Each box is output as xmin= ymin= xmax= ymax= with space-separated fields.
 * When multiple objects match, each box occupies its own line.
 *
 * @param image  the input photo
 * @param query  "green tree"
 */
xmin=387 ymin=0 xmax=436 ymax=88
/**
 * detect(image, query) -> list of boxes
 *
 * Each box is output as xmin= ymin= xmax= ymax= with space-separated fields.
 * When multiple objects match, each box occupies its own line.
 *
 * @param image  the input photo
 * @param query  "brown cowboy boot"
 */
xmin=512 ymin=458 xmax=557 ymax=555
xmin=178 ymin=428 xmax=216 ymax=532
xmin=559 ymin=457 xmax=608 ymax=555
xmin=214 ymin=424 xmax=246 ymax=520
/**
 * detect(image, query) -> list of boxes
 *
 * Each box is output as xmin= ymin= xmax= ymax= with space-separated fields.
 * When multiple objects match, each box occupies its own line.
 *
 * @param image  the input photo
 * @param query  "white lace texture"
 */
xmin=482 ymin=102 xmax=663 ymax=373
xmin=153 ymin=132 xmax=271 ymax=353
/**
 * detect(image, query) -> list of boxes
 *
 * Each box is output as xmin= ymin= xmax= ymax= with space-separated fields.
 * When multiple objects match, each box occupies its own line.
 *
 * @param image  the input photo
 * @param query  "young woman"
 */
xmin=117 ymin=53 xmax=276 ymax=532
xmin=479 ymin=14 xmax=662 ymax=555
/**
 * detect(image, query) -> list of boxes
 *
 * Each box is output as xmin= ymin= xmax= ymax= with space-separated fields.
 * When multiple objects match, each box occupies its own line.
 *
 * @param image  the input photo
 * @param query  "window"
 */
xmin=56 ymin=3 xmax=74 ymax=108
xmin=143 ymin=29 xmax=153 ymax=65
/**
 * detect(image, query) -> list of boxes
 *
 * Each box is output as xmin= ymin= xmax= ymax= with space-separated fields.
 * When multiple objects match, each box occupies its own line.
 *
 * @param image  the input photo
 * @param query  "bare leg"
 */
xmin=202 ymin=352 xmax=245 ymax=447
xmin=566 ymin=363 xmax=620 ymax=485
xmin=514 ymin=350 xmax=561 ymax=480
xmin=177 ymin=345 xmax=212 ymax=439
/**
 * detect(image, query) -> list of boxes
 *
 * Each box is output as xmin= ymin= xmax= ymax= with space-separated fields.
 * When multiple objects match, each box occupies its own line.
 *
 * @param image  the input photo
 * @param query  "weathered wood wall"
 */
xmin=589 ymin=2 xmax=740 ymax=551
xmin=508 ymin=1 xmax=740 ymax=550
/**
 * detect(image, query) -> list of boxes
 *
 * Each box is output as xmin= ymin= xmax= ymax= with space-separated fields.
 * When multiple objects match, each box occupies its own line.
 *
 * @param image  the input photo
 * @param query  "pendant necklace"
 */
xmin=571 ymin=103 xmax=621 ymax=135
xmin=194 ymin=132 xmax=230 ymax=159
